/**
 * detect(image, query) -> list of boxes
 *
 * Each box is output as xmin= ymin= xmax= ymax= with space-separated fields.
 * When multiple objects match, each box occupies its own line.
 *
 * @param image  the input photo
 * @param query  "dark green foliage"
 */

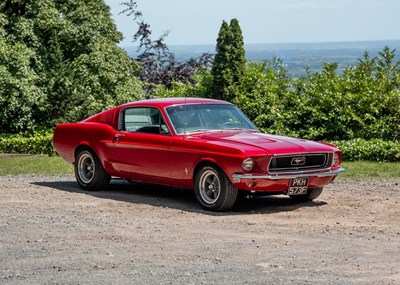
xmin=211 ymin=19 xmax=246 ymax=101
xmin=0 ymin=0 xmax=144 ymax=133
xmin=226 ymin=19 xmax=246 ymax=89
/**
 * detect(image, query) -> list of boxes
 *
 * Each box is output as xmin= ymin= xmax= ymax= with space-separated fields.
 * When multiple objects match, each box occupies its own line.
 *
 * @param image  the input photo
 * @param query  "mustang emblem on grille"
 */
xmin=291 ymin=156 xmax=306 ymax=166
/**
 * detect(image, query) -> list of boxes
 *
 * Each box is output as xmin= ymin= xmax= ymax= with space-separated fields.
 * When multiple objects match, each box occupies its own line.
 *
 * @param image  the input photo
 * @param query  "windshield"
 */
xmin=165 ymin=103 xmax=258 ymax=134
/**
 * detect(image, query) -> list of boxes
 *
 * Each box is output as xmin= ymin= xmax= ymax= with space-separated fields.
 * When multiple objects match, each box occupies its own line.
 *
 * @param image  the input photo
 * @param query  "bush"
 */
xmin=156 ymin=47 xmax=400 ymax=143
xmin=0 ymin=130 xmax=54 ymax=155
xmin=332 ymin=139 xmax=400 ymax=162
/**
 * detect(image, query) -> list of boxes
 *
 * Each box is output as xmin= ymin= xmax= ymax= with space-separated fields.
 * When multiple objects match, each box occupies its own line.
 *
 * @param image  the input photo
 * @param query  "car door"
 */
xmin=111 ymin=107 xmax=172 ymax=184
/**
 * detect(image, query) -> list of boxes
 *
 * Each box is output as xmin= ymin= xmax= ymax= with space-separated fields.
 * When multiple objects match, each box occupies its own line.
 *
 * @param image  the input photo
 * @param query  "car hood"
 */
xmin=187 ymin=130 xmax=336 ymax=155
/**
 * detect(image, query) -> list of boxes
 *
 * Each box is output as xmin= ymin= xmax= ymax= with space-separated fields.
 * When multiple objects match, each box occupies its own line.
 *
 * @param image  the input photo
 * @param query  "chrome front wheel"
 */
xmin=198 ymin=169 xmax=221 ymax=205
xmin=194 ymin=165 xmax=238 ymax=211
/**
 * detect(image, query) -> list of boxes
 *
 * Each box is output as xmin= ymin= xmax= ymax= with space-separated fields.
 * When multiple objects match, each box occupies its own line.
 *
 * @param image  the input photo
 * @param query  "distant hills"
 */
xmin=123 ymin=40 xmax=400 ymax=77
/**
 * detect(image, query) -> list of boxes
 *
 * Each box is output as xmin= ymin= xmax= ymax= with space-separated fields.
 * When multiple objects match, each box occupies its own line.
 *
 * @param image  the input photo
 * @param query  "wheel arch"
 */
xmin=74 ymin=142 xmax=107 ymax=168
xmin=74 ymin=143 xmax=93 ymax=162
xmin=193 ymin=159 xmax=228 ymax=183
xmin=74 ymin=143 xmax=112 ymax=175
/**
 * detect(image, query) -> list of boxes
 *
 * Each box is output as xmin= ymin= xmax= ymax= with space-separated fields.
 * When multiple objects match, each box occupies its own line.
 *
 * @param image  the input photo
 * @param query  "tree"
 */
xmin=211 ymin=18 xmax=246 ymax=102
xmin=0 ymin=37 xmax=45 ymax=133
xmin=120 ymin=0 xmax=212 ymax=94
xmin=0 ymin=0 xmax=144 ymax=133
xmin=229 ymin=19 xmax=246 ymax=86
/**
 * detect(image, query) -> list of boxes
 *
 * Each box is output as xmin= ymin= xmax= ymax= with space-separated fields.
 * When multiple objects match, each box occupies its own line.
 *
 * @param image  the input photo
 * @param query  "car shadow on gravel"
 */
xmin=33 ymin=179 xmax=327 ymax=216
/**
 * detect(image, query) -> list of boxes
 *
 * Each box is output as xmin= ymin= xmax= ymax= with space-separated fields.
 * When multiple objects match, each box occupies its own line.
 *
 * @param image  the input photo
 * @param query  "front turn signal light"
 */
xmin=332 ymin=152 xmax=341 ymax=167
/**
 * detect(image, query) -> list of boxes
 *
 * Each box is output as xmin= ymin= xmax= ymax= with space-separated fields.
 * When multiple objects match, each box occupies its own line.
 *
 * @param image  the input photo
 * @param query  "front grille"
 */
xmin=268 ymin=153 xmax=332 ymax=173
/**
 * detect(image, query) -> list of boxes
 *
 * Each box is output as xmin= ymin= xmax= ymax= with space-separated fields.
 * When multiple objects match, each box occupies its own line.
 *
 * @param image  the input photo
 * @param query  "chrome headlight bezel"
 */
xmin=242 ymin=157 xmax=255 ymax=172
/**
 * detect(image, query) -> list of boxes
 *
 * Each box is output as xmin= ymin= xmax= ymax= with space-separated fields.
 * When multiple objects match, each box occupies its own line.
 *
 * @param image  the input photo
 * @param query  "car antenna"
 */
xmin=183 ymin=95 xmax=187 ymax=138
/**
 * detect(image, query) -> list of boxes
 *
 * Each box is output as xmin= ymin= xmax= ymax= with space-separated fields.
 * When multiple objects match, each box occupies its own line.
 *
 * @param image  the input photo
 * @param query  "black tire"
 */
xmin=289 ymin=187 xmax=323 ymax=202
xmin=75 ymin=149 xmax=111 ymax=191
xmin=194 ymin=165 xmax=238 ymax=211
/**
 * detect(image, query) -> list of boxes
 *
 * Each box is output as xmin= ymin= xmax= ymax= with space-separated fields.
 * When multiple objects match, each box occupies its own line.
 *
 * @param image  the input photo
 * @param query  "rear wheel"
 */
xmin=75 ymin=149 xmax=110 ymax=190
xmin=194 ymin=165 xmax=238 ymax=211
xmin=289 ymin=187 xmax=323 ymax=202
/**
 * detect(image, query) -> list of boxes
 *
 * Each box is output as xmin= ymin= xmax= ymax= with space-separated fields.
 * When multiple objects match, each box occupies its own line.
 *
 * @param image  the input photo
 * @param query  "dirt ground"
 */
xmin=0 ymin=174 xmax=399 ymax=285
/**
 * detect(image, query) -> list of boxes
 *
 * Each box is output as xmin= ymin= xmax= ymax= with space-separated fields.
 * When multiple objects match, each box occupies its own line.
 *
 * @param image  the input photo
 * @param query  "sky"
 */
xmin=104 ymin=0 xmax=400 ymax=47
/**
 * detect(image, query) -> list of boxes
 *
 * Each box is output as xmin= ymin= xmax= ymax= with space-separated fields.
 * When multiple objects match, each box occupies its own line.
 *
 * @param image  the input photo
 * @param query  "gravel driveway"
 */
xmin=1 ymin=175 xmax=399 ymax=284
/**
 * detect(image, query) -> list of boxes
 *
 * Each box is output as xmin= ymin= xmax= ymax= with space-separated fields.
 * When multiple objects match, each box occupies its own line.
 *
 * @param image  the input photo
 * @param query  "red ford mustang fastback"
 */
xmin=53 ymin=98 xmax=344 ymax=211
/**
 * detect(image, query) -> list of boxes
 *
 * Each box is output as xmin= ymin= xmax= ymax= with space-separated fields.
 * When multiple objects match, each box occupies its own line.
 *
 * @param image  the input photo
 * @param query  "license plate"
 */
xmin=288 ymin=178 xmax=309 ymax=195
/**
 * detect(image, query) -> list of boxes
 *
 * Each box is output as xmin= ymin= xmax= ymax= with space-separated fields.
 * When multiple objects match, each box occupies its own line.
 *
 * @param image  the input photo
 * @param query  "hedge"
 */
xmin=331 ymin=139 xmax=400 ymax=162
xmin=0 ymin=130 xmax=55 ymax=156
xmin=0 ymin=131 xmax=399 ymax=162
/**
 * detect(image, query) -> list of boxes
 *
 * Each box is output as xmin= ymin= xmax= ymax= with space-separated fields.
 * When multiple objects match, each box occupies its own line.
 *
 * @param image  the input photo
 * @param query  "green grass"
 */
xmin=0 ymin=156 xmax=73 ymax=176
xmin=0 ymin=157 xmax=399 ymax=178
xmin=340 ymin=161 xmax=400 ymax=178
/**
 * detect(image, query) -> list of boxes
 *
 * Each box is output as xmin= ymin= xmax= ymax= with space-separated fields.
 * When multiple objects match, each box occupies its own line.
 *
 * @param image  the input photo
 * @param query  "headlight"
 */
xmin=332 ymin=152 xmax=341 ymax=167
xmin=242 ymin=158 xmax=254 ymax=172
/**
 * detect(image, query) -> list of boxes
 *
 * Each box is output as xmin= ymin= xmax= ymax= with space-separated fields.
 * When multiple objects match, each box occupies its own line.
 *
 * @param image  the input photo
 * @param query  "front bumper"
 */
xmin=232 ymin=167 xmax=345 ymax=181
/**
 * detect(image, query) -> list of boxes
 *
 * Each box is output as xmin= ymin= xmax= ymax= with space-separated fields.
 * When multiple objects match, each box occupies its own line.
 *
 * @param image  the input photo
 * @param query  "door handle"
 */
xmin=114 ymin=133 xmax=125 ymax=142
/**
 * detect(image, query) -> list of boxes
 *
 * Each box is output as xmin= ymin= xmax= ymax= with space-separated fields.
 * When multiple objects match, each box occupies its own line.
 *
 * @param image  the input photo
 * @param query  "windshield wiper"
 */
xmin=222 ymin=128 xmax=260 ymax=133
xmin=222 ymin=127 xmax=248 ymax=131
xmin=187 ymin=129 xmax=210 ymax=134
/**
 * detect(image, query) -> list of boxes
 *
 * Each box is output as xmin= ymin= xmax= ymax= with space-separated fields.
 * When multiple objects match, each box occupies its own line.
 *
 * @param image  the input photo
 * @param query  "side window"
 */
xmin=122 ymin=107 xmax=170 ymax=135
